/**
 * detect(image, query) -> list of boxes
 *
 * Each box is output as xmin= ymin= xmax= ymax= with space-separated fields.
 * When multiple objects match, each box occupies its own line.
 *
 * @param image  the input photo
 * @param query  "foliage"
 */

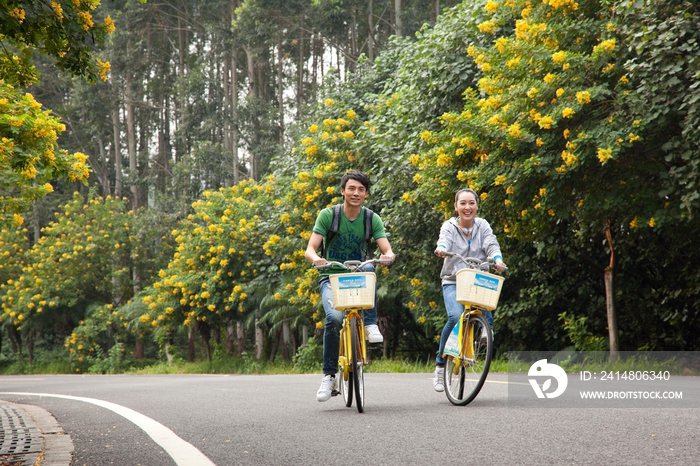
xmin=292 ymin=340 xmax=323 ymax=373
xmin=0 ymin=83 xmax=90 ymax=226
xmin=0 ymin=0 xmax=115 ymax=86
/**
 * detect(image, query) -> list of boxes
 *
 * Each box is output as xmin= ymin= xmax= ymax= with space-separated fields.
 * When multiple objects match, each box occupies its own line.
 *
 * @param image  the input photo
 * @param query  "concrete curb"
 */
xmin=0 ymin=401 xmax=72 ymax=466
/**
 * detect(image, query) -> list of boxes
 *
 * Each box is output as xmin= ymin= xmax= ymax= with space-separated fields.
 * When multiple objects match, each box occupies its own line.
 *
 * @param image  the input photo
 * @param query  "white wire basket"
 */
xmin=455 ymin=269 xmax=504 ymax=310
xmin=329 ymin=272 xmax=376 ymax=310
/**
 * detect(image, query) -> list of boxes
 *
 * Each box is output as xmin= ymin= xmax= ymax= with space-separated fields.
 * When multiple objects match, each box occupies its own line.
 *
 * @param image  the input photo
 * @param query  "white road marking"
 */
xmin=0 ymin=392 xmax=216 ymax=466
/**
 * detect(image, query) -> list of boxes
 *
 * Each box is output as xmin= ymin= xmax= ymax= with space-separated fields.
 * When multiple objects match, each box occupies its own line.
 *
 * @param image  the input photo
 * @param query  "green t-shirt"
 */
xmin=312 ymin=206 xmax=387 ymax=275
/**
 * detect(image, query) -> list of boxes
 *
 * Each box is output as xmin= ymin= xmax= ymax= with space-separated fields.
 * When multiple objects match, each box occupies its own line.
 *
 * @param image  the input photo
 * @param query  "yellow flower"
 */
xmin=104 ymin=15 xmax=116 ymax=33
xmin=552 ymin=51 xmax=566 ymax=64
xmin=562 ymin=108 xmax=575 ymax=118
xmin=576 ymin=91 xmax=591 ymax=104
xmin=648 ymin=218 xmax=656 ymax=227
xmin=527 ymin=88 xmax=539 ymax=98
xmin=630 ymin=217 xmax=638 ymax=229
xmin=484 ymin=1 xmax=499 ymax=13
xmin=593 ymin=39 xmax=616 ymax=55
xmin=97 ymin=60 xmax=111 ymax=82
xmin=309 ymin=124 xmax=319 ymax=133
xmin=51 ymin=2 xmax=64 ymax=20
xmin=538 ymin=116 xmax=553 ymax=129
xmin=324 ymin=99 xmax=335 ymax=106
xmin=597 ymin=148 xmax=613 ymax=164
xmin=477 ymin=20 xmax=497 ymax=34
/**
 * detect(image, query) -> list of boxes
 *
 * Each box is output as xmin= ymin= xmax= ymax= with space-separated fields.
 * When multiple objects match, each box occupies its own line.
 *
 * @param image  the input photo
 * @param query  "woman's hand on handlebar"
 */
xmin=494 ymin=258 xmax=507 ymax=272
xmin=434 ymin=247 xmax=450 ymax=258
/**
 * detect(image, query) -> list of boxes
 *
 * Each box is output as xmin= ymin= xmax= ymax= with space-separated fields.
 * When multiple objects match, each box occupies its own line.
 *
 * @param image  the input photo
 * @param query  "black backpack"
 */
xmin=321 ymin=204 xmax=375 ymax=261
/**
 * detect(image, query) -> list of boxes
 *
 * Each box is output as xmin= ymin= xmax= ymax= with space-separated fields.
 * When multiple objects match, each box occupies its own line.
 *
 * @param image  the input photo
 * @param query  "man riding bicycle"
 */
xmin=304 ymin=170 xmax=396 ymax=402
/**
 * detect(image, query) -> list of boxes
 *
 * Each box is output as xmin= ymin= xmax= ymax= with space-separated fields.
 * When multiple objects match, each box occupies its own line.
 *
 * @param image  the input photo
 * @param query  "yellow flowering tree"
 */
xmin=1 ymin=0 xmax=116 ymax=227
xmin=0 ymin=0 xmax=116 ymax=86
xmin=395 ymin=0 xmax=700 ymax=353
xmin=0 ymin=191 xmax=176 ymax=365
xmin=0 ymin=84 xmax=90 ymax=226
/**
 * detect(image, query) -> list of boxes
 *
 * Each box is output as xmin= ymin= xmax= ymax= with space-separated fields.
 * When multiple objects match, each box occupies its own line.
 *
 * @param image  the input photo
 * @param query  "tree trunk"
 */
xmin=604 ymin=224 xmax=619 ymax=361
xmin=125 ymin=74 xmax=139 ymax=214
xmin=302 ymin=324 xmax=309 ymax=347
xmin=188 ymin=324 xmax=196 ymax=362
xmin=277 ymin=33 xmax=284 ymax=143
xmin=226 ymin=323 xmax=235 ymax=355
xmin=237 ymin=321 xmax=245 ymax=357
xmin=97 ymin=134 xmax=110 ymax=196
xmin=255 ymin=318 xmax=264 ymax=360
xmin=112 ymin=107 xmax=123 ymax=198
xmin=269 ymin=329 xmax=280 ymax=363
xmin=282 ymin=322 xmax=291 ymax=361
xmin=368 ymin=0 xmax=374 ymax=63
xmin=26 ymin=332 xmax=34 ymax=365
xmin=297 ymin=35 xmax=304 ymax=117
xmin=395 ymin=0 xmax=403 ymax=37
xmin=431 ymin=0 xmax=440 ymax=24
xmin=231 ymin=52 xmax=240 ymax=184
xmin=199 ymin=321 xmax=212 ymax=362
xmin=135 ymin=338 xmax=144 ymax=360
xmin=164 ymin=336 xmax=174 ymax=366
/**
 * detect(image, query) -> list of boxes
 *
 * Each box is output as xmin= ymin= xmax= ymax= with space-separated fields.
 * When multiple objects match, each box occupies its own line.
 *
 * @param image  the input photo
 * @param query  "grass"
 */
xmin=1 ymin=348 xmax=697 ymax=376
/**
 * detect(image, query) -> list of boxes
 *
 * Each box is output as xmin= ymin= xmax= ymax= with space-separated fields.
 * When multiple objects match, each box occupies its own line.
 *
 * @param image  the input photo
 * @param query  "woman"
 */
xmin=432 ymin=188 xmax=506 ymax=392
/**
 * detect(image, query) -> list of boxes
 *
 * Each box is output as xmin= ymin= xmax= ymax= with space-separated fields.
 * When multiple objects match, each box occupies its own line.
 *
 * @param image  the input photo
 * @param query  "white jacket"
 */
xmin=436 ymin=217 xmax=502 ymax=284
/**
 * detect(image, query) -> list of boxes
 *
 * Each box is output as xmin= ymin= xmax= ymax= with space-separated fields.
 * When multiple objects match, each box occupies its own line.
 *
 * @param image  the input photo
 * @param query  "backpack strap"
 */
xmin=321 ymin=204 xmax=342 ymax=259
xmin=363 ymin=207 xmax=374 ymax=260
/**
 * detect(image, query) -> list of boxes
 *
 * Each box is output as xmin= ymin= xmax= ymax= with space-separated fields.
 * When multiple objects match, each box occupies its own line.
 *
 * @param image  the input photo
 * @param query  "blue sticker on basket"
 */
xmin=337 ymin=275 xmax=367 ymax=289
xmin=474 ymin=273 xmax=499 ymax=291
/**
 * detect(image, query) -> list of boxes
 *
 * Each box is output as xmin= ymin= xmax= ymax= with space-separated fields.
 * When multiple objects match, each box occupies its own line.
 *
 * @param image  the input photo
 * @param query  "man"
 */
xmin=305 ymin=170 xmax=396 ymax=402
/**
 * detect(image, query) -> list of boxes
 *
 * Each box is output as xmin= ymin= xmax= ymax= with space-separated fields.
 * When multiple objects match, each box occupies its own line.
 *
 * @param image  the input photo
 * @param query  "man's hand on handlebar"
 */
xmin=311 ymin=257 xmax=328 ymax=267
xmin=379 ymin=252 xmax=395 ymax=265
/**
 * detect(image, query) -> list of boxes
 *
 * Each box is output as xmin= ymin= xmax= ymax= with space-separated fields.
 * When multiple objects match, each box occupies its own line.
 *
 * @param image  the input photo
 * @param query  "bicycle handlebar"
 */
xmin=439 ymin=251 xmax=508 ymax=271
xmin=314 ymin=258 xmax=393 ymax=272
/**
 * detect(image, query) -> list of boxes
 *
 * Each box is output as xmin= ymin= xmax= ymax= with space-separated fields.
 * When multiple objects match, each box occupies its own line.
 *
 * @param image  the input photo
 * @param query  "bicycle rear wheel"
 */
xmin=444 ymin=312 xmax=492 ymax=406
xmin=350 ymin=315 xmax=365 ymax=413
xmin=339 ymin=325 xmax=353 ymax=407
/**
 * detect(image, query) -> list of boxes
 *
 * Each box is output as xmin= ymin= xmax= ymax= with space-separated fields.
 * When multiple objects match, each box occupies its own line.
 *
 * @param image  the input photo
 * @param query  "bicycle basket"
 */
xmin=329 ymin=272 xmax=376 ymax=310
xmin=455 ymin=269 xmax=504 ymax=310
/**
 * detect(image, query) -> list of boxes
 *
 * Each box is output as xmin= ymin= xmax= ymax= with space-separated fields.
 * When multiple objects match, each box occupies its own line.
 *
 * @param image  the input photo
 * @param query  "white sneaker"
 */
xmin=480 ymin=327 xmax=493 ymax=346
xmin=316 ymin=374 xmax=337 ymax=402
xmin=433 ymin=367 xmax=445 ymax=392
xmin=365 ymin=324 xmax=383 ymax=343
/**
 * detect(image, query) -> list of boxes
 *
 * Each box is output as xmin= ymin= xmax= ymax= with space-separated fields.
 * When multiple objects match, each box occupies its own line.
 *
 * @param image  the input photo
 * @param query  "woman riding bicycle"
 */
xmin=433 ymin=188 xmax=506 ymax=392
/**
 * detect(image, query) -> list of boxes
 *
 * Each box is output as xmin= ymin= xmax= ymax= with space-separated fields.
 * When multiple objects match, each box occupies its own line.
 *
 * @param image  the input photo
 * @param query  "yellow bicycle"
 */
xmin=441 ymin=252 xmax=506 ymax=406
xmin=316 ymin=258 xmax=390 ymax=413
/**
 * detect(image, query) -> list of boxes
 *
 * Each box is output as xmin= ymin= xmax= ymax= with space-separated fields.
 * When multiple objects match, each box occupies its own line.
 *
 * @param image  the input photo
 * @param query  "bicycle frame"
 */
xmin=456 ymin=308 xmax=484 ymax=366
xmin=339 ymin=308 xmax=366 ymax=376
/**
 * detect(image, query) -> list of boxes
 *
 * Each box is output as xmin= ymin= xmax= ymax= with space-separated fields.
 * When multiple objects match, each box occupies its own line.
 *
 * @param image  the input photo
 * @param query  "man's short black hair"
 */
xmin=340 ymin=170 xmax=371 ymax=192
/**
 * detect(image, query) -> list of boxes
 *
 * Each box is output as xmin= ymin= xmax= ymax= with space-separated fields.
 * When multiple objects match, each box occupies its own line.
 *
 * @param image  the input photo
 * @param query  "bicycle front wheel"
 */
xmin=444 ymin=312 xmax=492 ymax=406
xmin=339 ymin=325 xmax=353 ymax=407
xmin=350 ymin=314 xmax=365 ymax=413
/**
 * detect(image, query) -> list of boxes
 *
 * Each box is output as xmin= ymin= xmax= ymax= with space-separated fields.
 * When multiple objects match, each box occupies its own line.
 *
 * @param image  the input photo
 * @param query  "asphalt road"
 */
xmin=1 ymin=372 xmax=699 ymax=465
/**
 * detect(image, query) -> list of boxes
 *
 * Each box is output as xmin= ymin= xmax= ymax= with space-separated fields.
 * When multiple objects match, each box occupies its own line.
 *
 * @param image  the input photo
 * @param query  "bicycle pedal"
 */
xmin=331 ymin=390 xmax=340 ymax=396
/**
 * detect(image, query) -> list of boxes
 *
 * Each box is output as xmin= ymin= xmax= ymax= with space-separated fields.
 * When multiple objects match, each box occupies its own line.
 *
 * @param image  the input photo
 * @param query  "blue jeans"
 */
xmin=435 ymin=284 xmax=493 ymax=367
xmin=320 ymin=265 xmax=378 ymax=375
